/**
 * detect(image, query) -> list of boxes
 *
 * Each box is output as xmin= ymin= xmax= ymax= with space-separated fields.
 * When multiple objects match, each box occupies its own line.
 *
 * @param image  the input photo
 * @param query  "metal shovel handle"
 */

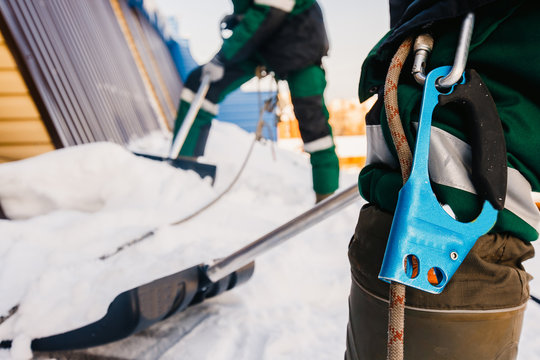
xmin=169 ymin=74 xmax=211 ymax=159
xmin=206 ymin=184 xmax=361 ymax=282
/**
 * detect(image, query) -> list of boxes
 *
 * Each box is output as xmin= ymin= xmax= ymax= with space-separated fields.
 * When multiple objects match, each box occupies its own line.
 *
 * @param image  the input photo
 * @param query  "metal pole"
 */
xmin=206 ymin=184 xmax=361 ymax=282
xmin=168 ymin=74 xmax=211 ymax=159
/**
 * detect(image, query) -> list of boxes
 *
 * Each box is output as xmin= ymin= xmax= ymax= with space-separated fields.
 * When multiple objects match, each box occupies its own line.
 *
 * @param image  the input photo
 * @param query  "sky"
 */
xmin=154 ymin=0 xmax=390 ymax=101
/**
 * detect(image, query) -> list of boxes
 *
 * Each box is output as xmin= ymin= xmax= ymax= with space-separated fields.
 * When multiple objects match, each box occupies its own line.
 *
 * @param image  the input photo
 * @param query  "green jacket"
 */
xmin=218 ymin=0 xmax=328 ymax=75
xmin=358 ymin=0 xmax=540 ymax=241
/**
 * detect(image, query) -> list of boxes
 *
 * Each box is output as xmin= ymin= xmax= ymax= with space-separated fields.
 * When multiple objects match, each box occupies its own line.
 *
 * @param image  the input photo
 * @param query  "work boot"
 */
xmin=315 ymin=192 xmax=333 ymax=204
xmin=345 ymin=278 xmax=526 ymax=360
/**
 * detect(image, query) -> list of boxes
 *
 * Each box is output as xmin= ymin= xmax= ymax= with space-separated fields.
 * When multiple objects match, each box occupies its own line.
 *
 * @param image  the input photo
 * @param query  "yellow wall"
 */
xmin=0 ymin=30 xmax=55 ymax=163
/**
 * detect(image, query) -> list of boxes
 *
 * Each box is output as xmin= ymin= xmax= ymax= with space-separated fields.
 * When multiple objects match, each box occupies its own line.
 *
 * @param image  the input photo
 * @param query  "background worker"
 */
xmin=173 ymin=0 xmax=340 ymax=203
xmin=346 ymin=0 xmax=540 ymax=358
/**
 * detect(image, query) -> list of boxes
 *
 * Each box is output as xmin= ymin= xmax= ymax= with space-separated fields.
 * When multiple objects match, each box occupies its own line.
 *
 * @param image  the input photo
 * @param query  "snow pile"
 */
xmin=0 ymin=121 xmax=538 ymax=359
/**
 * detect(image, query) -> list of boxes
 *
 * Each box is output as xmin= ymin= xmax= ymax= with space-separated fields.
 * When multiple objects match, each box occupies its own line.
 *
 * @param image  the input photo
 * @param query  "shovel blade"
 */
xmin=133 ymin=152 xmax=217 ymax=185
xmin=24 ymin=262 xmax=254 ymax=351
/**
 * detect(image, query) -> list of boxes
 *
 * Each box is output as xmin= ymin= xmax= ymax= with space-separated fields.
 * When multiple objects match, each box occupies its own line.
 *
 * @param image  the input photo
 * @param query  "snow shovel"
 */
xmin=0 ymin=185 xmax=359 ymax=351
xmin=133 ymin=74 xmax=217 ymax=184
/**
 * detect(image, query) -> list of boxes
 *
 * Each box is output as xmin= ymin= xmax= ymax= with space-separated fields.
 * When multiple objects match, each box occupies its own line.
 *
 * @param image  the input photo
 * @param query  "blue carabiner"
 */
xmin=378 ymin=66 xmax=498 ymax=294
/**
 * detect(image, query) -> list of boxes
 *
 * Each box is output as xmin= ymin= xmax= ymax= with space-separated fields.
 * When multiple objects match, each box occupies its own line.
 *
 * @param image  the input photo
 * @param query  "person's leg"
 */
xmin=287 ymin=65 xmax=339 ymax=199
xmin=174 ymin=61 xmax=257 ymax=157
xmin=346 ymin=205 xmax=534 ymax=359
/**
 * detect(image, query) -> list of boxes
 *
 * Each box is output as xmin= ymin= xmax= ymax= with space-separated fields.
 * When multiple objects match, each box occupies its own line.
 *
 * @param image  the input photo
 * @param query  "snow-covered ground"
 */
xmin=0 ymin=121 xmax=538 ymax=359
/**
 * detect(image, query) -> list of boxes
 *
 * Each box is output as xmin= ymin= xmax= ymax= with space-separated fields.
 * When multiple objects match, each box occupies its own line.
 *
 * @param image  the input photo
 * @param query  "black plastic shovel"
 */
xmin=0 ymin=262 xmax=254 ymax=351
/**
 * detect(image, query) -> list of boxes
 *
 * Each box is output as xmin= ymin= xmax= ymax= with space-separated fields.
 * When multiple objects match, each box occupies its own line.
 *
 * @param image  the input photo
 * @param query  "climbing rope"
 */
xmin=383 ymin=36 xmax=414 ymax=360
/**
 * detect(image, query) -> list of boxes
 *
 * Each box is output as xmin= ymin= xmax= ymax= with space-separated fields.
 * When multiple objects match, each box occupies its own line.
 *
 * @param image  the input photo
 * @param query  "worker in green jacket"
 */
xmin=173 ymin=0 xmax=340 ymax=203
xmin=346 ymin=0 xmax=539 ymax=358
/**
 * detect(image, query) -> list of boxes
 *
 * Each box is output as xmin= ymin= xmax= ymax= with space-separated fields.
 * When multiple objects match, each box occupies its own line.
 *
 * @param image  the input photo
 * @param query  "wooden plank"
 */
xmin=0 ymin=120 xmax=51 ymax=143
xmin=0 ymin=45 xmax=16 ymax=69
xmin=0 ymin=96 xmax=40 ymax=120
xmin=0 ymin=70 xmax=28 ymax=95
xmin=0 ymin=144 xmax=55 ymax=163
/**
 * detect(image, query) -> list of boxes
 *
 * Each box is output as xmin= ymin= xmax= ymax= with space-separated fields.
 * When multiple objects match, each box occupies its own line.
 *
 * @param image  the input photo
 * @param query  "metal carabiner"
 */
xmin=412 ymin=33 xmax=435 ymax=85
xmin=437 ymin=12 xmax=475 ymax=88
xmin=412 ymin=12 xmax=475 ymax=87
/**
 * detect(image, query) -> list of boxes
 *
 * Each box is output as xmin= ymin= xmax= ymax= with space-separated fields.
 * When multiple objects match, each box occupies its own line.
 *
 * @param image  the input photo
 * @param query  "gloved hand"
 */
xmin=201 ymin=56 xmax=225 ymax=82
xmin=220 ymin=14 xmax=240 ymax=31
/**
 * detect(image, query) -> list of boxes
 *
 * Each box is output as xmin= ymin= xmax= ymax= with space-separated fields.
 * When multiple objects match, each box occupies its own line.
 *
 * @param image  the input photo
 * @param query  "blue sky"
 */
xmin=155 ymin=0 xmax=390 ymax=101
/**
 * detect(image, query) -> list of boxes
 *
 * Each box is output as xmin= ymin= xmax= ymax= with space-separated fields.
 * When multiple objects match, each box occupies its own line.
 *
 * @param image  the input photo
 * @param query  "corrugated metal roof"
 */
xmin=119 ymin=0 xmax=182 ymax=129
xmin=0 ymin=0 xmax=278 ymax=150
xmin=0 ymin=0 xmax=164 ymax=147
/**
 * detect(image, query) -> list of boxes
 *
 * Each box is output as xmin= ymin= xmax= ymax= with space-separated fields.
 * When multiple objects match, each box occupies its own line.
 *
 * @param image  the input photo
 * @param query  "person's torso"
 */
xmin=358 ymin=0 xmax=540 ymax=241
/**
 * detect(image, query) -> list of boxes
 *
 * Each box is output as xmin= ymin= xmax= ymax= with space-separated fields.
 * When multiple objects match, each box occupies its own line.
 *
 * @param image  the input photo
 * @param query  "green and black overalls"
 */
xmin=173 ymin=0 xmax=339 ymax=195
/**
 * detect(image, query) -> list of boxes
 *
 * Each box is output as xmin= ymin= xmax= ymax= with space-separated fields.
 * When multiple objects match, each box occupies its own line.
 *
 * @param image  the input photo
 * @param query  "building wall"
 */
xmin=0 ymin=28 xmax=54 ymax=163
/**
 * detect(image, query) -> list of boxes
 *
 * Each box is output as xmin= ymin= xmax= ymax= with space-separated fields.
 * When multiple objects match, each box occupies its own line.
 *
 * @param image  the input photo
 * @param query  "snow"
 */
xmin=0 ymin=121 xmax=539 ymax=359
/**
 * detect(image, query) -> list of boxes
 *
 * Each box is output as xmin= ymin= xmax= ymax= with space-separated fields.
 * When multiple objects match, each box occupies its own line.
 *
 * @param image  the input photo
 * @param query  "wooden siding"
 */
xmin=0 ymin=26 xmax=54 ymax=163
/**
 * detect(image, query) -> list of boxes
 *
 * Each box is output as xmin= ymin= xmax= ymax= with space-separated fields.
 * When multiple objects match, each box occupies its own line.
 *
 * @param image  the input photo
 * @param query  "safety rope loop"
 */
xmin=384 ymin=36 xmax=414 ymax=360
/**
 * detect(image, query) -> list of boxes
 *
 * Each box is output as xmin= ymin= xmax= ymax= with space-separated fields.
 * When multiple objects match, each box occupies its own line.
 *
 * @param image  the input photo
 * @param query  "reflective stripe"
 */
xmin=365 ymin=125 xmax=399 ymax=169
xmin=254 ymin=0 xmax=295 ymax=12
xmin=427 ymin=126 xmax=540 ymax=232
xmin=303 ymin=135 xmax=334 ymax=153
xmin=428 ymin=126 xmax=475 ymax=193
xmin=180 ymin=88 xmax=219 ymax=115
xmin=367 ymin=123 xmax=540 ymax=232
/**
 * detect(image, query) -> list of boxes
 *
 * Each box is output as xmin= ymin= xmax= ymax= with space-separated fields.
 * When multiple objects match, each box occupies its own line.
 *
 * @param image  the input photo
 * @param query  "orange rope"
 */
xmin=383 ymin=36 xmax=413 ymax=360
